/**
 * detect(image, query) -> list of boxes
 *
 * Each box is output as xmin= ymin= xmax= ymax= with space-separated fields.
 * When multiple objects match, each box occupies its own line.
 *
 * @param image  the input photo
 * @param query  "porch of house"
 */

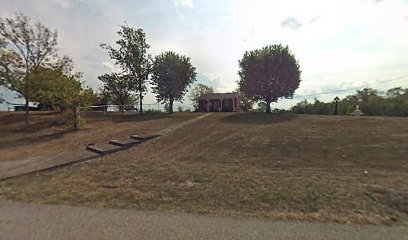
xmin=198 ymin=93 xmax=240 ymax=112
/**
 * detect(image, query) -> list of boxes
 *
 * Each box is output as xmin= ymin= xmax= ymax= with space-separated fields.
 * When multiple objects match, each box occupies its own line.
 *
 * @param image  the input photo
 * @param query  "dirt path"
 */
xmin=0 ymin=198 xmax=407 ymax=240
xmin=154 ymin=113 xmax=213 ymax=135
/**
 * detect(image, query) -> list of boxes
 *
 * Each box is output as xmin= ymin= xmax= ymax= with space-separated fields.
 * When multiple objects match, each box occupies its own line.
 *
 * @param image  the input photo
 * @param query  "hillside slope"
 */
xmin=1 ymin=113 xmax=408 ymax=224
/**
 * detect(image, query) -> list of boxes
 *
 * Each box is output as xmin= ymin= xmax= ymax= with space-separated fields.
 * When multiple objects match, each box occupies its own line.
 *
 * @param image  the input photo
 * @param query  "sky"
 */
xmin=1 ymin=0 xmax=408 ymax=110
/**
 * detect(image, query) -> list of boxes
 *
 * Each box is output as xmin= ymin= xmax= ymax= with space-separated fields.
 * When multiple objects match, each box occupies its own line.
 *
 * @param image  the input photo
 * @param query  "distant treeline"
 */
xmin=291 ymin=87 xmax=408 ymax=116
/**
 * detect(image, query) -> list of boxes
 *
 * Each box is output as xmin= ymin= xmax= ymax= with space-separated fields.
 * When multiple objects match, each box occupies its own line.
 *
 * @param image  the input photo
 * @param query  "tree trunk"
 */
xmin=73 ymin=105 xmax=79 ymax=130
xmin=120 ymin=100 xmax=124 ymax=113
xmin=265 ymin=100 xmax=271 ymax=113
xmin=169 ymin=97 xmax=174 ymax=114
xmin=24 ymin=61 xmax=30 ymax=126
xmin=139 ymin=85 xmax=143 ymax=115
xmin=24 ymin=98 xmax=30 ymax=125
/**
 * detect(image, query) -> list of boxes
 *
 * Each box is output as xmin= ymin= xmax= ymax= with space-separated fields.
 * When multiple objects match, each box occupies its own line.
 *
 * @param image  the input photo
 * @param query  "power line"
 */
xmin=292 ymin=74 xmax=408 ymax=99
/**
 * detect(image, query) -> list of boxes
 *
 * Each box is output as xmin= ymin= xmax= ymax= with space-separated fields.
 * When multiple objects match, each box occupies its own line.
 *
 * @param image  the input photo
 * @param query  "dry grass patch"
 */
xmin=0 ymin=111 xmax=198 ymax=161
xmin=1 ymin=113 xmax=407 ymax=225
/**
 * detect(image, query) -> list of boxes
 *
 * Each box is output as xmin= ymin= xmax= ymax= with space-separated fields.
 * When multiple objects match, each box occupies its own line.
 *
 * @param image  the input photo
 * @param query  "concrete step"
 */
xmin=86 ymin=143 xmax=123 ymax=155
xmin=130 ymin=134 xmax=161 ymax=141
xmin=109 ymin=139 xmax=141 ymax=147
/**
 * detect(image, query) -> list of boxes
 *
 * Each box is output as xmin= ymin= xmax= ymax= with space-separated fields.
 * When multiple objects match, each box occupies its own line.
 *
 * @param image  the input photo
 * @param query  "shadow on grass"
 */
xmin=85 ymin=111 xmax=193 ymax=123
xmin=219 ymin=112 xmax=297 ymax=124
xmin=0 ymin=115 xmax=72 ymax=135
xmin=112 ymin=113 xmax=172 ymax=123
xmin=0 ymin=129 xmax=76 ymax=150
xmin=0 ymin=111 xmax=62 ymax=126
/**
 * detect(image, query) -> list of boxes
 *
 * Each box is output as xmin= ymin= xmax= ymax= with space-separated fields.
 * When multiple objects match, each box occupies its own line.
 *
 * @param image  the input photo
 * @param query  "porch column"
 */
xmin=220 ymin=98 xmax=223 ymax=112
xmin=206 ymin=99 xmax=210 ymax=112
xmin=237 ymin=96 xmax=240 ymax=111
xmin=232 ymin=98 xmax=235 ymax=111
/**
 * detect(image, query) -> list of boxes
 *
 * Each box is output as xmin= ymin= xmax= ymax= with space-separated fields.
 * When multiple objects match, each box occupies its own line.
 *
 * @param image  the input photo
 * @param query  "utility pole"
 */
xmin=334 ymin=96 xmax=340 ymax=115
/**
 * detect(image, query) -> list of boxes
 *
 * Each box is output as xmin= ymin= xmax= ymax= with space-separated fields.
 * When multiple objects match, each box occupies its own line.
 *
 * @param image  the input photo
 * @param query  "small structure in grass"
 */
xmin=352 ymin=105 xmax=364 ymax=118
xmin=198 ymin=93 xmax=240 ymax=112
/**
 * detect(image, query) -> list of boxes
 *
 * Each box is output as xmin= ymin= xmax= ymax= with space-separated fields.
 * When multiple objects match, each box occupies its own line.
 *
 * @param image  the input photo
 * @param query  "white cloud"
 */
xmin=199 ymin=73 xmax=232 ymax=92
xmin=174 ymin=0 xmax=193 ymax=9
xmin=281 ymin=17 xmax=303 ymax=30
xmin=175 ymin=9 xmax=186 ymax=20
xmin=173 ymin=0 xmax=193 ymax=19
xmin=51 ymin=0 xmax=70 ymax=9
xmin=101 ymin=62 xmax=120 ymax=73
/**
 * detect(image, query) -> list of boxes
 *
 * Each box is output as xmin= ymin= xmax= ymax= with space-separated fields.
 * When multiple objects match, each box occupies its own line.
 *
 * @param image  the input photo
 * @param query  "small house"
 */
xmin=198 ymin=92 xmax=240 ymax=112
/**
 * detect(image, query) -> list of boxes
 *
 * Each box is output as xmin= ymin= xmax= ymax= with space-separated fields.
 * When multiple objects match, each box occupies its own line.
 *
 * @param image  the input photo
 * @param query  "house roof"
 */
xmin=198 ymin=92 xmax=239 ymax=100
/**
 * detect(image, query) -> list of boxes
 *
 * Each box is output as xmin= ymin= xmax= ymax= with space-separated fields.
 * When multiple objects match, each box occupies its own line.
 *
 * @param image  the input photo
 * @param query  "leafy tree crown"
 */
xmin=151 ymin=51 xmax=197 ymax=103
xmin=238 ymin=44 xmax=301 ymax=104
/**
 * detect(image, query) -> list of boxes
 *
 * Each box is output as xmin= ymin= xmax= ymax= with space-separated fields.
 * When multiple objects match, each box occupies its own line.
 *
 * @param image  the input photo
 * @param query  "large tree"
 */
xmin=235 ymin=87 xmax=255 ymax=112
xmin=97 ymin=73 xmax=136 ymax=112
xmin=188 ymin=83 xmax=214 ymax=110
xmin=238 ymin=44 xmax=301 ymax=113
xmin=100 ymin=25 xmax=150 ymax=114
xmin=151 ymin=51 xmax=197 ymax=113
xmin=27 ymin=61 xmax=97 ymax=130
xmin=0 ymin=13 xmax=58 ymax=124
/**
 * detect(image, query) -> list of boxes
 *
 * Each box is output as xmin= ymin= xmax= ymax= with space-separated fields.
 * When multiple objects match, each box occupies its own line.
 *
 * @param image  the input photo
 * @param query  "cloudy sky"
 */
xmin=1 ymin=0 xmax=408 ymax=109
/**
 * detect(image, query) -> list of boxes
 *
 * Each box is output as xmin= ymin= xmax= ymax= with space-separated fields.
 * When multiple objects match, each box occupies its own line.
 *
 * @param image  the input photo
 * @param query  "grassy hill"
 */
xmin=1 ymin=113 xmax=407 ymax=224
xmin=0 ymin=111 xmax=196 ymax=161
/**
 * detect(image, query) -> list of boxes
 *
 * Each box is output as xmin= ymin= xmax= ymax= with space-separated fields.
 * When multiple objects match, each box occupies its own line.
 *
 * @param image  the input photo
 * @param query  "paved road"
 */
xmin=0 ymin=199 xmax=407 ymax=240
